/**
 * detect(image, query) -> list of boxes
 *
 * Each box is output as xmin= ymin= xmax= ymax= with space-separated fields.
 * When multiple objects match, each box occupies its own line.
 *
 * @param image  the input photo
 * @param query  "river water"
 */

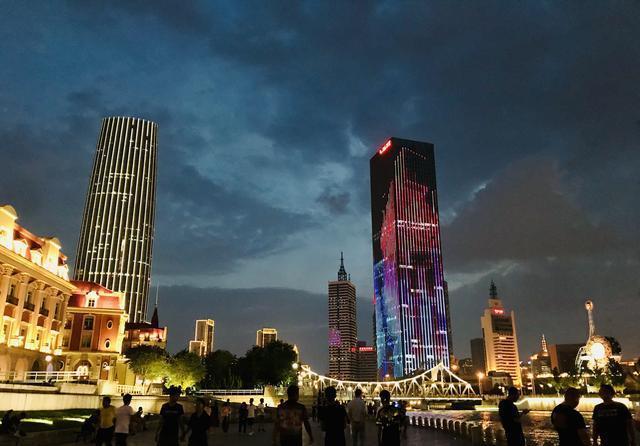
xmin=411 ymin=409 xmax=593 ymax=446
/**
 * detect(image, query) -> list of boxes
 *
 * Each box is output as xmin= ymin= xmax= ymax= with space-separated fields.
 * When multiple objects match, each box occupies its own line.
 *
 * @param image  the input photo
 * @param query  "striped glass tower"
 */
xmin=74 ymin=117 xmax=158 ymax=322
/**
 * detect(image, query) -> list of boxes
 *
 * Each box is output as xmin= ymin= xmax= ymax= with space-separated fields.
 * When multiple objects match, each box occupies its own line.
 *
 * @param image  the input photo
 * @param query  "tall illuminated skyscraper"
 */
xmin=328 ymin=252 xmax=357 ymax=380
xmin=74 ymin=117 xmax=158 ymax=322
xmin=370 ymin=137 xmax=451 ymax=378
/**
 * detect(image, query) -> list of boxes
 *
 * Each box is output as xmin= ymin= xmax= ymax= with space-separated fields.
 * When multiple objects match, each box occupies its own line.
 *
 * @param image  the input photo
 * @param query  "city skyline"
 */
xmin=1 ymin=2 xmax=639 ymax=371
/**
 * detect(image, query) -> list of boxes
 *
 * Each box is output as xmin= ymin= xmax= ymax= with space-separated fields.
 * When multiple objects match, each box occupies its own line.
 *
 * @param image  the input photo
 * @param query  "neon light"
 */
xmin=378 ymin=139 xmax=392 ymax=155
xmin=493 ymin=309 xmax=504 ymax=315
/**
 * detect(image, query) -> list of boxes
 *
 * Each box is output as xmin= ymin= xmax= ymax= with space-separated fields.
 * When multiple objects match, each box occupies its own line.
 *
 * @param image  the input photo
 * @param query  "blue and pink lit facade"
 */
xmin=370 ymin=137 xmax=451 ymax=378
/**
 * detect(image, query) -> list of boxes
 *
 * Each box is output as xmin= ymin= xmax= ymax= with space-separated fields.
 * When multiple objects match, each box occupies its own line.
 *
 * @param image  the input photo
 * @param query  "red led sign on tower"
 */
xmin=378 ymin=139 xmax=392 ymax=155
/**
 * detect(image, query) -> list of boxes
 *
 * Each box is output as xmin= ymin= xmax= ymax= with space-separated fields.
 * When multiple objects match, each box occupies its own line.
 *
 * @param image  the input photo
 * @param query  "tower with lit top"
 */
xmin=328 ymin=252 xmax=357 ymax=380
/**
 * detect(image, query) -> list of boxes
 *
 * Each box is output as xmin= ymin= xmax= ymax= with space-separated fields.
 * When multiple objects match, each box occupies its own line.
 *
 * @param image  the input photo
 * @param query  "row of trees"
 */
xmin=125 ymin=340 xmax=297 ymax=391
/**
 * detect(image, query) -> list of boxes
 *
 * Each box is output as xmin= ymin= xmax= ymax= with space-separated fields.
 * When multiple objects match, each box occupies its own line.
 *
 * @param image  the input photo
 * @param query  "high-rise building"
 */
xmin=256 ymin=327 xmax=278 ymax=347
xmin=470 ymin=337 xmax=486 ymax=374
xmin=328 ymin=253 xmax=357 ymax=380
xmin=74 ymin=117 xmax=158 ymax=323
xmin=481 ymin=282 xmax=521 ymax=386
xmin=353 ymin=341 xmax=378 ymax=381
xmin=530 ymin=334 xmax=552 ymax=377
xmin=370 ymin=137 xmax=451 ymax=378
xmin=548 ymin=344 xmax=583 ymax=374
xmin=188 ymin=319 xmax=215 ymax=357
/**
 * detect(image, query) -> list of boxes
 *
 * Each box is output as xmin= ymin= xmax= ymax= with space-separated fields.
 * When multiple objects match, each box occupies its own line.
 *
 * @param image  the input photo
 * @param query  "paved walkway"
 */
xmin=67 ymin=420 xmax=467 ymax=445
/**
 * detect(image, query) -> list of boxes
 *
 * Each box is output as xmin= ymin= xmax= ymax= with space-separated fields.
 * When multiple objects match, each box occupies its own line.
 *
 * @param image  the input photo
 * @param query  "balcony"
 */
xmin=24 ymin=302 xmax=35 ymax=311
xmin=39 ymin=308 xmax=49 ymax=317
xmin=6 ymin=295 xmax=19 ymax=306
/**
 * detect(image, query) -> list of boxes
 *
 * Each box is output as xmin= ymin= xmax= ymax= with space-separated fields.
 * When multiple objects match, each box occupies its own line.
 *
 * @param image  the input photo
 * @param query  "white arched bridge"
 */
xmin=297 ymin=362 xmax=477 ymax=402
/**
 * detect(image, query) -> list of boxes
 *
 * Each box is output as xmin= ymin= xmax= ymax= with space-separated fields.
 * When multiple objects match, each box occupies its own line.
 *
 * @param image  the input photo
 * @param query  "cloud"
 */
xmin=316 ymin=187 xmax=350 ymax=216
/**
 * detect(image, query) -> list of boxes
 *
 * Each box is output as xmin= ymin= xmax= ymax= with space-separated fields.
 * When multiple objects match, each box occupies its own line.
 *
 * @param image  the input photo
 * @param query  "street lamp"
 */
xmin=527 ymin=373 xmax=536 ymax=396
xmin=476 ymin=372 xmax=484 ymax=396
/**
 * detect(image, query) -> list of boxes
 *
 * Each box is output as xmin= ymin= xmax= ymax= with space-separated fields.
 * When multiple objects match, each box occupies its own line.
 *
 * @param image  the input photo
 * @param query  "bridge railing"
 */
xmin=197 ymin=388 xmax=264 ymax=396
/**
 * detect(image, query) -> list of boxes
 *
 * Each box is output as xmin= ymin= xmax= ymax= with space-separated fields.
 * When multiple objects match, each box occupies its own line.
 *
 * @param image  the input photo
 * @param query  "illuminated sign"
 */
xmin=493 ymin=308 xmax=504 ymax=315
xmin=378 ymin=139 xmax=392 ymax=155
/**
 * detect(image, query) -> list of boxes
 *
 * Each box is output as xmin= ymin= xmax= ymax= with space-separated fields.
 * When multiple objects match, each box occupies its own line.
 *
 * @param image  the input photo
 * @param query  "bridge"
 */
xmin=297 ymin=362 xmax=478 ymax=402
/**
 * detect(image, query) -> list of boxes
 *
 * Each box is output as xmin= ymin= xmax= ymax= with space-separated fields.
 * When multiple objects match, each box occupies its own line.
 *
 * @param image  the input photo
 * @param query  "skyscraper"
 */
xmin=370 ymin=137 xmax=451 ymax=379
xmin=480 ymin=281 xmax=522 ymax=386
xmin=74 ymin=117 xmax=158 ymax=322
xmin=328 ymin=252 xmax=357 ymax=380
xmin=256 ymin=327 xmax=278 ymax=347
xmin=189 ymin=319 xmax=215 ymax=357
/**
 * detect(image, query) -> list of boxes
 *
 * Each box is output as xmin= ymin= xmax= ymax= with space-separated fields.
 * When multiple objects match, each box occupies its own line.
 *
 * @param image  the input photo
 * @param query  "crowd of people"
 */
xmin=499 ymin=383 xmax=637 ymax=446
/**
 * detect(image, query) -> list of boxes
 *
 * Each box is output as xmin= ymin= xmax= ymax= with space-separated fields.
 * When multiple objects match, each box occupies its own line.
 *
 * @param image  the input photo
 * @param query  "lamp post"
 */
xmin=476 ymin=372 xmax=484 ymax=396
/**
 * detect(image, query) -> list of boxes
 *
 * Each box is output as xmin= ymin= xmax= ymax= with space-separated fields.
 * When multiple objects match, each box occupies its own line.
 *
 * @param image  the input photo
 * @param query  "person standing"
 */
xmin=375 ymin=390 xmax=406 ymax=446
xmin=319 ymin=387 xmax=348 ymax=446
xmin=498 ymin=387 xmax=529 ymax=446
xmin=238 ymin=402 xmax=248 ymax=434
xmin=347 ymin=388 xmax=366 ymax=446
xmin=272 ymin=384 xmax=314 ymax=446
xmin=551 ymin=387 xmax=589 ymax=446
xmin=183 ymin=398 xmax=211 ymax=446
xmin=210 ymin=400 xmax=219 ymax=429
xmin=156 ymin=387 xmax=185 ymax=446
xmin=96 ymin=396 xmax=116 ymax=446
xmin=114 ymin=394 xmax=134 ymax=446
xmin=256 ymin=398 xmax=266 ymax=432
xmin=221 ymin=400 xmax=231 ymax=433
xmin=247 ymin=398 xmax=256 ymax=435
xmin=592 ymin=384 xmax=635 ymax=446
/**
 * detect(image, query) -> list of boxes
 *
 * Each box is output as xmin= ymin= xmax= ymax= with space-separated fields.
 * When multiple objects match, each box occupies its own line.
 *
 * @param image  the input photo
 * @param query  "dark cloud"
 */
xmin=316 ymin=187 xmax=350 ymax=216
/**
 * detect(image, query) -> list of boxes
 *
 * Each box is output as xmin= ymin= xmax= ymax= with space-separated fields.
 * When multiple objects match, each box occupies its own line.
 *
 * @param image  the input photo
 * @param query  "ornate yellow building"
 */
xmin=0 ymin=205 xmax=75 ymax=376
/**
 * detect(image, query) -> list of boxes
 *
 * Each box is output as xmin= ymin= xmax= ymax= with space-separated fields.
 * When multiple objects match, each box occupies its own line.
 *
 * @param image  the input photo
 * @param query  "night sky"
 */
xmin=1 ymin=2 xmax=639 ymax=373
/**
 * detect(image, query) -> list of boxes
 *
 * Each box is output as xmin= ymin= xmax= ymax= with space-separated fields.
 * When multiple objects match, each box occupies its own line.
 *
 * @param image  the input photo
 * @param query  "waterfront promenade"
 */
xmin=62 ymin=420 xmax=468 ymax=445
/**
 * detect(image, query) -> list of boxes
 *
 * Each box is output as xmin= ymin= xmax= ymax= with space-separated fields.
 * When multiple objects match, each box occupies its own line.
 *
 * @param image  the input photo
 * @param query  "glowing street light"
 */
xmin=292 ymin=362 xmax=299 ymax=370
xmin=476 ymin=372 xmax=484 ymax=396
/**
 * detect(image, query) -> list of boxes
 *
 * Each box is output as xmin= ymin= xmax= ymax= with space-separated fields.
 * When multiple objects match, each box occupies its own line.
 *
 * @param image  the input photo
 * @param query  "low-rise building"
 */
xmin=0 ymin=205 xmax=74 ymax=376
xmin=122 ymin=306 xmax=168 ymax=352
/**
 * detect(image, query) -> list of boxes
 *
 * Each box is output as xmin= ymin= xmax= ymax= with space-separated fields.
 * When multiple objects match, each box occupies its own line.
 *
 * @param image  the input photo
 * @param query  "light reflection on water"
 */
xmin=412 ymin=409 xmax=593 ymax=446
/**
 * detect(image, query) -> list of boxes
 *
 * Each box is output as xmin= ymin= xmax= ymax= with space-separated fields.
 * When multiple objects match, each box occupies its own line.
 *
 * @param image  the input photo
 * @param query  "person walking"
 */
xmin=320 ymin=386 xmax=348 ymax=446
xmin=156 ymin=387 xmax=185 ymax=446
xmin=498 ymin=387 xmax=529 ymax=446
xmin=247 ymin=398 xmax=256 ymax=435
xmin=114 ymin=394 xmax=134 ymax=446
xmin=96 ymin=396 xmax=116 ymax=446
xmin=256 ymin=398 xmax=266 ymax=432
xmin=551 ymin=387 xmax=589 ymax=446
xmin=183 ymin=398 xmax=211 ymax=446
xmin=375 ymin=390 xmax=406 ymax=446
xmin=347 ymin=389 xmax=367 ymax=446
xmin=273 ymin=384 xmax=314 ymax=446
xmin=238 ymin=402 xmax=248 ymax=434
xmin=221 ymin=400 xmax=231 ymax=433
xmin=593 ymin=384 xmax=635 ymax=446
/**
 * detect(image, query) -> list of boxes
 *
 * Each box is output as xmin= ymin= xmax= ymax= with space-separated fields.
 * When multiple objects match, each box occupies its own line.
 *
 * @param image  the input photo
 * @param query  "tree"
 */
xmin=605 ymin=336 xmax=622 ymax=355
xmin=202 ymin=350 xmax=241 ymax=389
xmin=237 ymin=341 xmax=297 ymax=387
xmin=166 ymin=350 xmax=205 ymax=390
xmin=606 ymin=358 xmax=626 ymax=391
xmin=124 ymin=345 xmax=168 ymax=385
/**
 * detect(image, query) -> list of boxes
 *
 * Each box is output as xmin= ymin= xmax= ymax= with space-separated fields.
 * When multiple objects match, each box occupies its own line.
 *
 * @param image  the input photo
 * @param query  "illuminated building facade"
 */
xmin=370 ymin=137 xmax=451 ymax=378
xmin=480 ymin=282 xmax=521 ymax=386
xmin=256 ymin=327 xmax=278 ymax=347
xmin=0 ymin=205 xmax=74 ymax=376
xmin=62 ymin=281 xmax=128 ymax=380
xmin=353 ymin=341 xmax=378 ymax=381
xmin=74 ymin=117 xmax=158 ymax=323
xmin=530 ymin=334 xmax=552 ymax=376
xmin=122 ymin=305 xmax=168 ymax=352
xmin=328 ymin=253 xmax=357 ymax=380
xmin=188 ymin=319 xmax=215 ymax=357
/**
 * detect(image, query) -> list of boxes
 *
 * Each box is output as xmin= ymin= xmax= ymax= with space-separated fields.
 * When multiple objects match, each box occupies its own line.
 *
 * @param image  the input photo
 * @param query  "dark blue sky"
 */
xmin=1 ymin=1 xmax=639 ymax=372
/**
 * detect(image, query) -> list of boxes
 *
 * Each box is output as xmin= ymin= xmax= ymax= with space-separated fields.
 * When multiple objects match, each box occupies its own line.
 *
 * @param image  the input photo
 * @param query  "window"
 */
xmin=62 ymin=336 xmax=69 ymax=347
xmin=86 ymin=292 xmax=98 ymax=308
xmin=83 ymin=316 xmax=94 ymax=330
xmin=104 ymin=339 xmax=111 ymax=349
xmin=8 ymin=284 xmax=15 ymax=297
xmin=64 ymin=318 xmax=73 ymax=330
xmin=80 ymin=335 xmax=91 ymax=349
xmin=106 ymin=320 xmax=113 ymax=329
xmin=26 ymin=291 xmax=33 ymax=304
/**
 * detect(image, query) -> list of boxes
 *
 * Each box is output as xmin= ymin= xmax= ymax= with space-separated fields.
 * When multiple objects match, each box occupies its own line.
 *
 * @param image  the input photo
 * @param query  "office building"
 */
xmin=530 ymin=334 xmax=552 ymax=377
xmin=548 ymin=344 xmax=583 ymax=374
xmin=188 ymin=319 xmax=215 ymax=357
xmin=480 ymin=281 xmax=521 ymax=386
xmin=470 ymin=338 xmax=486 ymax=374
xmin=353 ymin=341 xmax=378 ymax=381
xmin=256 ymin=327 xmax=278 ymax=347
xmin=370 ymin=137 xmax=451 ymax=378
xmin=0 ymin=205 xmax=75 ymax=375
xmin=328 ymin=253 xmax=357 ymax=380
xmin=74 ymin=117 xmax=159 ymax=322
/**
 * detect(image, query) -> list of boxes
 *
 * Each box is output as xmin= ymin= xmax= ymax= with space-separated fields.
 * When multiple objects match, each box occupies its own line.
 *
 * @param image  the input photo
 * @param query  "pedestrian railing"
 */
xmin=116 ymin=384 xmax=146 ymax=395
xmin=197 ymin=388 xmax=264 ymax=396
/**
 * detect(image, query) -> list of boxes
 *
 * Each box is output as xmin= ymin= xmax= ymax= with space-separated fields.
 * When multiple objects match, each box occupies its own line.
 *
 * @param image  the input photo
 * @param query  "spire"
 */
xmin=489 ymin=280 xmax=498 ymax=299
xmin=337 ymin=251 xmax=348 ymax=281
xmin=541 ymin=334 xmax=548 ymax=354
xmin=151 ymin=285 xmax=159 ymax=328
